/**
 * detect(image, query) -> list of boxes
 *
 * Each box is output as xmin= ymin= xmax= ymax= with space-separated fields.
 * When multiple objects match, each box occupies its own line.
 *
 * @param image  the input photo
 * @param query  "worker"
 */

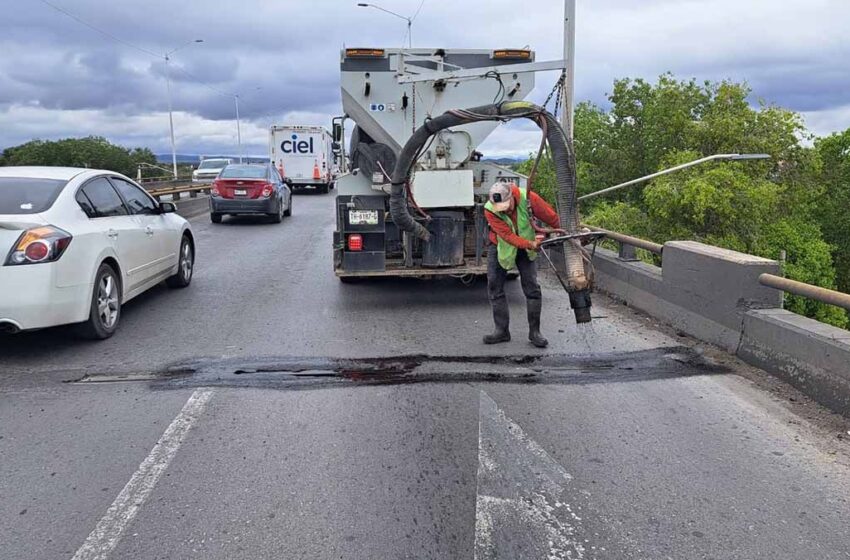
xmin=483 ymin=181 xmax=560 ymax=348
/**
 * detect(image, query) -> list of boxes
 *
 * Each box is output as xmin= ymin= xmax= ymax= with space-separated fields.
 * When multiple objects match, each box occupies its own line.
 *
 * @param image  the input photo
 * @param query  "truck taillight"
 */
xmin=348 ymin=234 xmax=363 ymax=251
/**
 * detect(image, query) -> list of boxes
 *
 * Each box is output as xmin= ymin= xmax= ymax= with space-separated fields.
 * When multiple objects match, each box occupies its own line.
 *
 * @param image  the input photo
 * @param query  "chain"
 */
xmin=542 ymin=70 xmax=567 ymax=112
xmin=553 ymin=78 xmax=563 ymax=119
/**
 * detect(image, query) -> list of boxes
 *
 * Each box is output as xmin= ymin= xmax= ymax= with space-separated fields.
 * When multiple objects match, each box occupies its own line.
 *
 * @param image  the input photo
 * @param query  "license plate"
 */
xmin=234 ymin=189 xmax=247 ymax=195
xmin=349 ymin=209 xmax=379 ymax=226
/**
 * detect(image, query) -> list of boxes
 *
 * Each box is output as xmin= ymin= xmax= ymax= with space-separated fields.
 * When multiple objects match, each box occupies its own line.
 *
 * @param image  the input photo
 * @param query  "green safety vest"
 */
xmin=485 ymin=187 xmax=537 ymax=271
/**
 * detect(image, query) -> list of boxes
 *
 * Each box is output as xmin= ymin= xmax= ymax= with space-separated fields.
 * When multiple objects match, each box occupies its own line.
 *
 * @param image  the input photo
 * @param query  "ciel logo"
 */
xmin=281 ymin=134 xmax=314 ymax=154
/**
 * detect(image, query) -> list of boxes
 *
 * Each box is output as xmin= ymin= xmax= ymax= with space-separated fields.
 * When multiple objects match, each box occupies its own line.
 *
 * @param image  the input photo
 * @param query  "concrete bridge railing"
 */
xmin=588 ymin=233 xmax=850 ymax=417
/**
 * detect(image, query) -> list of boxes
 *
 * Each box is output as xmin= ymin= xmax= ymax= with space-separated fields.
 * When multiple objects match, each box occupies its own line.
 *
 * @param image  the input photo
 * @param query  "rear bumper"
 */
xmin=291 ymin=179 xmax=326 ymax=186
xmin=0 ymin=263 xmax=91 ymax=330
xmin=335 ymin=260 xmax=489 ymax=278
xmin=209 ymin=197 xmax=279 ymax=214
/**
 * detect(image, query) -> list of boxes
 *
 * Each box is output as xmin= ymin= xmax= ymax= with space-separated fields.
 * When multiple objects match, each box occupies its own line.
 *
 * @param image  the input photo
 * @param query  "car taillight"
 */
xmin=211 ymin=180 xmax=221 ymax=196
xmin=5 ymin=226 xmax=72 ymax=266
xmin=261 ymin=183 xmax=273 ymax=198
xmin=348 ymin=234 xmax=363 ymax=251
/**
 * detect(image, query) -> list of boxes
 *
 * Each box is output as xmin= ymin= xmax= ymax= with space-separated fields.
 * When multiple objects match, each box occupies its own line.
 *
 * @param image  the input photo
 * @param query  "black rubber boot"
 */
xmin=483 ymin=299 xmax=511 ymax=344
xmin=527 ymin=298 xmax=548 ymax=348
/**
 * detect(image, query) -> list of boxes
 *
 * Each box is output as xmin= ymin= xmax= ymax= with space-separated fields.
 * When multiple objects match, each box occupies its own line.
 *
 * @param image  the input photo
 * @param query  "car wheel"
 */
xmin=76 ymin=263 xmax=121 ymax=340
xmin=211 ymin=213 xmax=222 ymax=224
xmin=166 ymin=236 xmax=194 ymax=289
xmin=284 ymin=194 xmax=292 ymax=216
xmin=270 ymin=202 xmax=283 ymax=223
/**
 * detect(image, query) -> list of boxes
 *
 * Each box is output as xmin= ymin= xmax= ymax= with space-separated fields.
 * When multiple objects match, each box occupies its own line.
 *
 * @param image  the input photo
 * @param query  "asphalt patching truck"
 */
xmin=331 ymin=47 xmax=594 ymax=322
xmin=332 ymin=48 xmax=537 ymax=280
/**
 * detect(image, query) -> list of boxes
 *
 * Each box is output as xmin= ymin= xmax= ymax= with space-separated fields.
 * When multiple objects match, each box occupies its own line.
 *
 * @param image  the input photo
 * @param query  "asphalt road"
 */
xmin=2 ymin=192 xmax=850 ymax=559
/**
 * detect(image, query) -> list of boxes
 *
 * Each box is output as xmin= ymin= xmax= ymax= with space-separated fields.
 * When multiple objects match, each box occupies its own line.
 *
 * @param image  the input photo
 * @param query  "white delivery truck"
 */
xmin=269 ymin=125 xmax=336 ymax=194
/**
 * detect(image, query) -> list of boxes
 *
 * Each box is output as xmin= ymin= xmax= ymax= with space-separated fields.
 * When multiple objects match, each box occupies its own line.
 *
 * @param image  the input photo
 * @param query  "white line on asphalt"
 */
xmin=70 ymin=388 xmax=214 ymax=560
xmin=474 ymin=390 xmax=587 ymax=559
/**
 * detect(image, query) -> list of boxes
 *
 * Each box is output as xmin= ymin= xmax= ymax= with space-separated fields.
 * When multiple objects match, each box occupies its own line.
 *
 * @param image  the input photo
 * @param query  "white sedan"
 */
xmin=0 ymin=166 xmax=195 ymax=339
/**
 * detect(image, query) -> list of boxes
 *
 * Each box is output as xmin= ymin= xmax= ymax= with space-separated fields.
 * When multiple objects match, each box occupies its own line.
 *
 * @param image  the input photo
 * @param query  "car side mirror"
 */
xmin=159 ymin=201 xmax=177 ymax=214
xmin=283 ymin=178 xmax=293 ymax=186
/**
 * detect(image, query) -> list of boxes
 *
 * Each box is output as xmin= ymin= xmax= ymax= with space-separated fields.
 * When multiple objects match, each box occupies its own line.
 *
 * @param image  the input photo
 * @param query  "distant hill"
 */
xmin=155 ymin=154 xmax=270 ymax=164
xmin=483 ymin=157 xmax=523 ymax=167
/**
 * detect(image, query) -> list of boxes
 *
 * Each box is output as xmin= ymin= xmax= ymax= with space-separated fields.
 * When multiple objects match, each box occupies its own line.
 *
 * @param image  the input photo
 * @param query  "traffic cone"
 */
xmin=278 ymin=162 xmax=285 ymax=178
xmin=313 ymin=160 xmax=321 ymax=180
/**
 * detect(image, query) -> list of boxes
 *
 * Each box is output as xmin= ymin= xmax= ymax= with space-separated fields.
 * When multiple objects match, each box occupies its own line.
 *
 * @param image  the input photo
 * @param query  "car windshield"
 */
xmin=198 ymin=160 xmax=229 ymax=170
xmin=0 ymin=177 xmax=67 ymax=214
xmin=219 ymin=166 xmax=267 ymax=179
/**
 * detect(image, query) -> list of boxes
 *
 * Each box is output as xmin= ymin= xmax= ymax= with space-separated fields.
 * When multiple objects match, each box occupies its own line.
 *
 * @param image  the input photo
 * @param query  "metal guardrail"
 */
xmin=582 ymin=225 xmax=663 ymax=260
xmin=759 ymin=273 xmax=850 ymax=312
xmin=586 ymin=225 xmax=850 ymax=313
xmin=143 ymin=181 xmax=212 ymax=201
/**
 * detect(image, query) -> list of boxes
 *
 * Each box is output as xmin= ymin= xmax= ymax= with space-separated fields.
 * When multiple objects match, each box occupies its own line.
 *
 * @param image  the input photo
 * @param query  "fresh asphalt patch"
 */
xmin=69 ymin=346 xmax=728 ymax=391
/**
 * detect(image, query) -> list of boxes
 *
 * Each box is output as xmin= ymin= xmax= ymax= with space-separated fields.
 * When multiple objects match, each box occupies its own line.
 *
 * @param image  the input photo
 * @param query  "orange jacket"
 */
xmin=485 ymin=185 xmax=560 ymax=250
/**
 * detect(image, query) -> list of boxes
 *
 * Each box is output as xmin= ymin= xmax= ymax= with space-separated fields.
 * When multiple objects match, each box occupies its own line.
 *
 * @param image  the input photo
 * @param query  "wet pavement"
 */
xmin=2 ymin=192 xmax=850 ymax=559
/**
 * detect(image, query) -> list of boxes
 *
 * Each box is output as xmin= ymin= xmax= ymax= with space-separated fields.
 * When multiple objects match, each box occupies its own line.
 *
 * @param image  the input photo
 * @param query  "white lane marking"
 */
xmin=71 ymin=388 xmax=214 ymax=560
xmin=474 ymin=390 xmax=587 ymax=560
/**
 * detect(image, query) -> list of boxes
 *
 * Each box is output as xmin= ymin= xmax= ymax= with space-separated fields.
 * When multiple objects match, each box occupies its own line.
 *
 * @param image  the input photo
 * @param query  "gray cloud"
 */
xmin=1 ymin=0 xmax=849 ymax=157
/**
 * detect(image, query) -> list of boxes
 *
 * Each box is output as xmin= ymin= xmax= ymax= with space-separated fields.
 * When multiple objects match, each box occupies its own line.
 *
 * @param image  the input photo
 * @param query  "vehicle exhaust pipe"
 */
xmin=389 ymin=101 xmax=593 ymax=324
xmin=0 ymin=321 xmax=21 ymax=334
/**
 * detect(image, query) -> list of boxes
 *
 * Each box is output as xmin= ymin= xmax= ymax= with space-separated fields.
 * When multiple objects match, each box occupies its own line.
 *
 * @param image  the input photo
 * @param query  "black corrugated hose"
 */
xmin=389 ymin=101 xmax=593 ymax=323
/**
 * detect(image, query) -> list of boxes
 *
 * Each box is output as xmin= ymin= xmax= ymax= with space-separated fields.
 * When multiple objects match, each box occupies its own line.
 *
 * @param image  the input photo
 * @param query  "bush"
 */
xmin=0 ymin=136 xmax=156 ymax=177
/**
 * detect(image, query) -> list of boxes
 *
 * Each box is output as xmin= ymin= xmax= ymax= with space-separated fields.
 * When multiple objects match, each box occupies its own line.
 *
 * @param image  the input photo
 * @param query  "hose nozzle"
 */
xmin=569 ymin=290 xmax=593 ymax=324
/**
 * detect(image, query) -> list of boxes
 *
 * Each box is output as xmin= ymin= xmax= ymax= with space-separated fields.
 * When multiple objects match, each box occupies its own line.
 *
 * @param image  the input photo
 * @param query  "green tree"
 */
xmin=814 ymin=128 xmax=850 ymax=293
xmin=0 ymin=136 xmax=156 ymax=177
xmin=523 ymin=73 xmax=848 ymax=328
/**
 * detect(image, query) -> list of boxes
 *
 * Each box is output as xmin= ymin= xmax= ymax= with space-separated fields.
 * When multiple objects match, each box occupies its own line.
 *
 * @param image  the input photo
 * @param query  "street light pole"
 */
xmin=578 ymin=153 xmax=771 ymax=201
xmin=163 ymin=39 xmax=203 ymax=180
xmin=357 ymin=3 xmax=413 ymax=48
xmin=234 ymin=94 xmax=242 ymax=163
xmin=232 ymin=87 xmax=260 ymax=164
xmin=165 ymin=55 xmax=178 ymax=180
xmin=562 ymin=0 xmax=576 ymax=140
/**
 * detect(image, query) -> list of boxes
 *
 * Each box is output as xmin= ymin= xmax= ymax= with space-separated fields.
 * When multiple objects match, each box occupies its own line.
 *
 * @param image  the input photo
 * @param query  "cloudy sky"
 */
xmin=1 ymin=0 xmax=848 ymax=159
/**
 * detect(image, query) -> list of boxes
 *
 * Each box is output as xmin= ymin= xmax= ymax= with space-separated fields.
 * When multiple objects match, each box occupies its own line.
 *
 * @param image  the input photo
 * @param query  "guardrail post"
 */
xmin=618 ymin=242 xmax=638 ymax=262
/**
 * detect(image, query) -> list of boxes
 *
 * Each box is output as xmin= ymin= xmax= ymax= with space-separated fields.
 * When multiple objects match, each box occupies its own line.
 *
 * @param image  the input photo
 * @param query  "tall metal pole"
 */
xmin=162 ymin=40 xmax=202 ymax=180
xmin=165 ymin=54 xmax=178 ymax=180
xmin=562 ymin=0 xmax=576 ymax=140
xmin=408 ymin=18 xmax=412 ymax=48
xmin=235 ymin=94 xmax=243 ymax=163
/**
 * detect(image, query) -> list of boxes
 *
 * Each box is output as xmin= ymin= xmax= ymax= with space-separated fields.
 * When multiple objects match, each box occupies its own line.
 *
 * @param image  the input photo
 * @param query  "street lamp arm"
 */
xmin=358 ymin=3 xmax=410 ymax=22
xmin=165 ymin=38 xmax=204 ymax=58
xmin=577 ymin=153 xmax=771 ymax=201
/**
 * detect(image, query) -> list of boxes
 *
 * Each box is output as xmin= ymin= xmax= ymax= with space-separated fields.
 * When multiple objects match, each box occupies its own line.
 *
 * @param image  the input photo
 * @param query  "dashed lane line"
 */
xmin=70 ymin=388 xmax=214 ymax=560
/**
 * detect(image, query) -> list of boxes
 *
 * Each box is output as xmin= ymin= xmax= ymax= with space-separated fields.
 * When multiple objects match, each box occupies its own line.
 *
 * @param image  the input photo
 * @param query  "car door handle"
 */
xmin=107 ymin=229 xmax=118 ymax=239
xmin=145 ymin=226 xmax=154 ymax=237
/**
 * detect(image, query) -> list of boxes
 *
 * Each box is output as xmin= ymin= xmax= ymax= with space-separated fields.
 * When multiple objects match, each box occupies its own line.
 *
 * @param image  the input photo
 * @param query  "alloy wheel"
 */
xmin=181 ymin=241 xmax=193 ymax=280
xmin=97 ymin=274 xmax=119 ymax=328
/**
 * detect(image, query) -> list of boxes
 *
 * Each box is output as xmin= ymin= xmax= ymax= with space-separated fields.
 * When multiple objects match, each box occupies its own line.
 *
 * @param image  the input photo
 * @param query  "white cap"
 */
xmin=488 ymin=182 xmax=513 ymax=212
